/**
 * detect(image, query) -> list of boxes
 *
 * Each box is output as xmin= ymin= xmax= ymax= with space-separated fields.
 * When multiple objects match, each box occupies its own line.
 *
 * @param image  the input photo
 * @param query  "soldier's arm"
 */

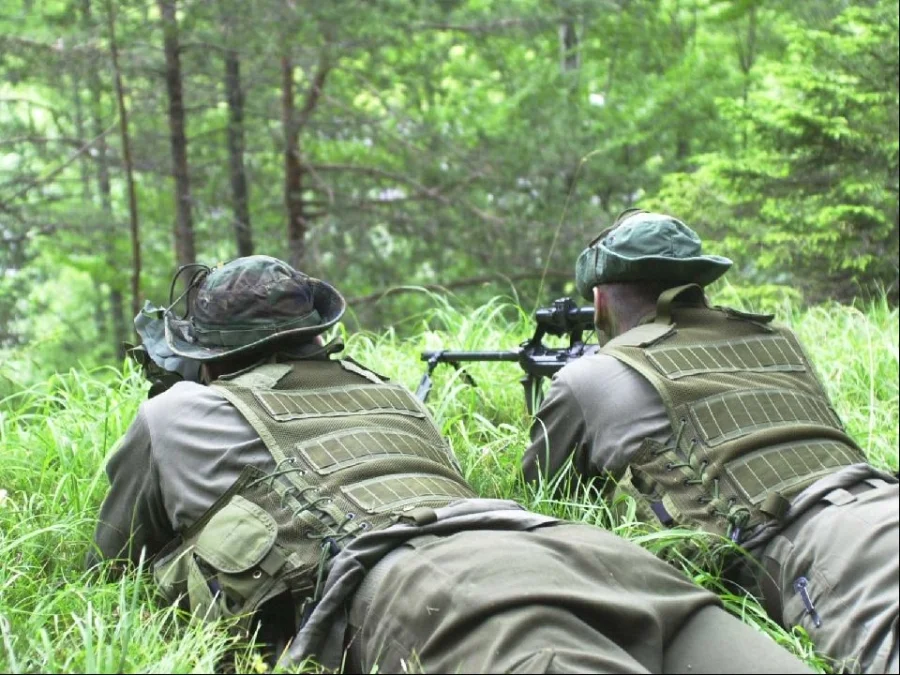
xmin=523 ymin=373 xmax=592 ymax=484
xmin=524 ymin=355 xmax=656 ymax=488
xmin=86 ymin=407 xmax=174 ymax=573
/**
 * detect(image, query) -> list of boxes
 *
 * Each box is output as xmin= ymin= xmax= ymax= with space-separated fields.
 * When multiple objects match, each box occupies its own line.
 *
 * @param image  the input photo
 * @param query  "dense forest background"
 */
xmin=1 ymin=0 xmax=898 ymax=389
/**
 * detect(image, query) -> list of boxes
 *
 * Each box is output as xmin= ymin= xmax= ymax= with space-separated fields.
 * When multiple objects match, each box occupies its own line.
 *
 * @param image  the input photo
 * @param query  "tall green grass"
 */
xmin=1 ymin=296 xmax=896 ymax=673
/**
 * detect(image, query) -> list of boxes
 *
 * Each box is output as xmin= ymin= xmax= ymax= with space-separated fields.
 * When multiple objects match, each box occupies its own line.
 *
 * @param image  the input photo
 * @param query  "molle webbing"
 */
xmin=153 ymin=359 xmax=473 ymax=631
xmin=210 ymin=360 xmax=472 ymax=516
xmin=603 ymin=302 xmax=864 ymax=540
xmin=299 ymin=429 xmax=452 ymax=475
xmin=691 ymin=389 xmax=842 ymax=447
xmin=255 ymin=384 xmax=427 ymax=421
xmin=727 ymin=439 xmax=862 ymax=506
xmin=646 ymin=335 xmax=806 ymax=379
xmin=342 ymin=474 xmax=474 ymax=514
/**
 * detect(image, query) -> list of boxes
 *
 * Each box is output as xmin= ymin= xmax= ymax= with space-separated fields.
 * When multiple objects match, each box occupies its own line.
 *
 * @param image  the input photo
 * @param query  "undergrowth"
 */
xmin=1 ymin=293 xmax=896 ymax=672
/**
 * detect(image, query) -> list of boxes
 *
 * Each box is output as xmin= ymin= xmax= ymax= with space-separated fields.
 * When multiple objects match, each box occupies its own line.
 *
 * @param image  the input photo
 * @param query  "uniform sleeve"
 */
xmin=86 ymin=406 xmax=174 ymax=571
xmin=522 ymin=374 xmax=591 ymax=484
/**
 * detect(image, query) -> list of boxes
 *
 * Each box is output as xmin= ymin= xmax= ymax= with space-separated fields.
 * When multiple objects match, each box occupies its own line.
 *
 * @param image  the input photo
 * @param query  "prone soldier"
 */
xmin=524 ymin=209 xmax=899 ymax=674
xmin=89 ymin=255 xmax=814 ymax=674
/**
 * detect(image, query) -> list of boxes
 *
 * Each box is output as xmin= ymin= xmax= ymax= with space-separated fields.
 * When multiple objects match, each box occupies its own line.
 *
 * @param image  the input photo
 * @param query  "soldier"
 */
xmin=89 ymin=255 xmax=813 ymax=674
xmin=523 ymin=210 xmax=899 ymax=674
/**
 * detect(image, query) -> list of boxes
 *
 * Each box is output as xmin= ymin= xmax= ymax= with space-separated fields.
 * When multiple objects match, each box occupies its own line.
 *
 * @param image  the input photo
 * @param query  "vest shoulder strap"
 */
xmin=605 ymin=322 xmax=676 ymax=349
xmin=604 ymin=283 xmax=708 ymax=348
xmin=656 ymin=283 xmax=706 ymax=323
xmin=338 ymin=357 xmax=388 ymax=384
xmin=221 ymin=363 xmax=293 ymax=390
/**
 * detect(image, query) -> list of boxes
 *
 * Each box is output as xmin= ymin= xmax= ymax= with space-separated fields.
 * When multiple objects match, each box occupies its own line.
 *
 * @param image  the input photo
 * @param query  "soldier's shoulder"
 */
xmin=142 ymin=381 xmax=223 ymax=418
xmin=556 ymin=351 xmax=641 ymax=388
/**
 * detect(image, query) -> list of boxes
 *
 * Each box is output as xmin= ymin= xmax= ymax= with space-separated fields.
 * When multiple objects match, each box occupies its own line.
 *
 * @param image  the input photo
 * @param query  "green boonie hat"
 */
xmin=164 ymin=255 xmax=346 ymax=361
xmin=574 ymin=210 xmax=733 ymax=301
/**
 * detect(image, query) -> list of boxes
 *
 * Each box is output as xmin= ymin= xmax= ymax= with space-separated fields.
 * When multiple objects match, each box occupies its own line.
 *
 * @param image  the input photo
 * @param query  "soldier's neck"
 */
xmin=595 ymin=282 xmax=666 ymax=338
xmin=605 ymin=302 xmax=658 ymax=338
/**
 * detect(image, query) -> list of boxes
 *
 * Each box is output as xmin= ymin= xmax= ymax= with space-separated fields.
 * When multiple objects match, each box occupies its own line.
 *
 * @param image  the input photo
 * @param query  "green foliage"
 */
xmin=793 ymin=297 xmax=899 ymax=472
xmin=708 ymin=278 xmax=804 ymax=315
xmin=2 ymin=297 xmax=894 ymax=672
xmin=3 ymin=0 xmax=897 ymax=377
xmin=653 ymin=0 xmax=899 ymax=302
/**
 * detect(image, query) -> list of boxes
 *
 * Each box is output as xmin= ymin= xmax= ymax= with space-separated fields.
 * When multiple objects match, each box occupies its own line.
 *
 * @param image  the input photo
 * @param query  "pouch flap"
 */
xmin=194 ymin=495 xmax=277 ymax=573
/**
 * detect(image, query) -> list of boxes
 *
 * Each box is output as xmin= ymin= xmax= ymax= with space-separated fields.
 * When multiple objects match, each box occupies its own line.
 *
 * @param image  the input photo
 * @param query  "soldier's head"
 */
xmin=163 ymin=255 xmax=346 ymax=380
xmin=575 ymin=209 xmax=732 ymax=337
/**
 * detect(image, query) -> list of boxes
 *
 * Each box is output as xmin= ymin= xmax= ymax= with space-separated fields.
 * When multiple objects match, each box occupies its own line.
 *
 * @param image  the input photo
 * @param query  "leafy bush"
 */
xmin=651 ymin=0 xmax=899 ymax=303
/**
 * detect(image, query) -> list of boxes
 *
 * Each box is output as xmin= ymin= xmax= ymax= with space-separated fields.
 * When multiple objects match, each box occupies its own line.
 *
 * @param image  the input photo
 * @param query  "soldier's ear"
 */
xmin=592 ymin=286 xmax=612 ymax=346
xmin=592 ymin=286 xmax=604 ymax=316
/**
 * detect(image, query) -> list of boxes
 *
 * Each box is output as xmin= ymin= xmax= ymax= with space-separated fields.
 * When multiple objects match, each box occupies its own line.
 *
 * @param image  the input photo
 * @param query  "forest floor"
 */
xmin=1 ymin=296 xmax=897 ymax=673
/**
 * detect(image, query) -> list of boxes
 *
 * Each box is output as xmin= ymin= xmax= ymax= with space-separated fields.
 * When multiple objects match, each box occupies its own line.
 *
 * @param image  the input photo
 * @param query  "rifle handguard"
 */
xmin=416 ymin=298 xmax=597 ymax=411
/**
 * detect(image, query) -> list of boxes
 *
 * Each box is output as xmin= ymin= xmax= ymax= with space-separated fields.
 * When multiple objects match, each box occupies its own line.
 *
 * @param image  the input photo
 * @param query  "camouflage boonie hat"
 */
xmin=164 ymin=255 xmax=346 ymax=361
xmin=574 ymin=209 xmax=733 ymax=300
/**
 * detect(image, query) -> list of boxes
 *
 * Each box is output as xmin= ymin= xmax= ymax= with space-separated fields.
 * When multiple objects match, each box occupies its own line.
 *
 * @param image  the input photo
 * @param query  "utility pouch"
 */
xmin=154 ymin=493 xmax=284 ymax=627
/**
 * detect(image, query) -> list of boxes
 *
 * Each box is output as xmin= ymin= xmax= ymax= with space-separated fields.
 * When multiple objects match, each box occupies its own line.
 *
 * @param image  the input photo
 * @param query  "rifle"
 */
xmin=127 ymin=342 xmax=188 ymax=398
xmin=416 ymin=297 xmax=598 ymax=414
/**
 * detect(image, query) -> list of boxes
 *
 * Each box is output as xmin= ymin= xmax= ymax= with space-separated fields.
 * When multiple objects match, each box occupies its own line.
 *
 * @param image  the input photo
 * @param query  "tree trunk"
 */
xmin=82 ymin=0 xmax=128 ymax=361
xmin=108 ymin=288 xmax=127 ymax=359
xmin=69 ymin=64 xmax=91 ymax=201
xmin=675 ymin=133 xmax=691 ymax=162
xmin=559 ymin=19 xmax=580 ymax=74
xmin=281 ymin=55 xmax=306 ymax=268
xmin=280 ymin=46 xmax=332 ymax=269
xmin=82 ymin=0 xmax=129 ymax=361
xmin=224 ymin=49 xmax=253 ymax=257
xmin=158 ymin=0 xmax=195 ymax=267
xmin=737 ymin=5 xmax=758 ymax=149
xmin=104 ymin=0 xmax=142 ymax=322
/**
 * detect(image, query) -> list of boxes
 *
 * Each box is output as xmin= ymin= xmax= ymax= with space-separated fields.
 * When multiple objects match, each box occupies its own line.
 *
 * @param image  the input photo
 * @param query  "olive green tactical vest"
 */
xmin=152 ymin=358 xmax=474 ymax=631
xmin=603 ymin=285 xmax=865 ymax=543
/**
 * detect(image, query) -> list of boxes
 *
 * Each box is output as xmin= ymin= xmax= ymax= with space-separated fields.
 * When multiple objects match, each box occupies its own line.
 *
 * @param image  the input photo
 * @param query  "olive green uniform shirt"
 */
xmin=523 ymin=352 xmax=670 ymax=483
xmin=88 ymin=379 xmax=556 ymax=669
xmin=87 ymin=381 xmax=277 ymax=568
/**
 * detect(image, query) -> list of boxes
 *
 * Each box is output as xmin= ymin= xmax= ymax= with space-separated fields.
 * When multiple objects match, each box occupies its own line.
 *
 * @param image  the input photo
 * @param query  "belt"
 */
xmin=759 ymin=478 xmax=890 ymax=622
xmin=784 ymin=477 xmax=888 ymax=536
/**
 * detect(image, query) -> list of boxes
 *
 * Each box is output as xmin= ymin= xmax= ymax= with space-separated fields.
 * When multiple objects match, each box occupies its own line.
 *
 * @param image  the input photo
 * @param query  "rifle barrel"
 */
xmin=421 ymin=350 xmax=520 ymax=363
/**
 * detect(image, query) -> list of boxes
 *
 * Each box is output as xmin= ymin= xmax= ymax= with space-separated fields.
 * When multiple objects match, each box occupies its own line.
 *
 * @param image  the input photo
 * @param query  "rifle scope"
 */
xmin=533 ymin=297 xmax=595 ymax=337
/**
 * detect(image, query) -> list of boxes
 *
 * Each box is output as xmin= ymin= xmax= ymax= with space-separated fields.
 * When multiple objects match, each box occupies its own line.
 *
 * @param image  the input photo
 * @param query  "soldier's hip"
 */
xmin=758 ymin=478 xmax=898 ymax=673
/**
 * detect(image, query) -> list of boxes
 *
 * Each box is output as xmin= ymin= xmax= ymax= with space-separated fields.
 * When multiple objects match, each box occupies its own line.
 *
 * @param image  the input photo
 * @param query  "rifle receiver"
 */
xmin=416 ymin=298 xmax=597 ymax=413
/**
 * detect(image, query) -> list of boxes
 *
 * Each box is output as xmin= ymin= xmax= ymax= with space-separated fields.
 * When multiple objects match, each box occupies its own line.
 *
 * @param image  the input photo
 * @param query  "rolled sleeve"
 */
xmin=86 ymin=407 xmax=173 ymax=571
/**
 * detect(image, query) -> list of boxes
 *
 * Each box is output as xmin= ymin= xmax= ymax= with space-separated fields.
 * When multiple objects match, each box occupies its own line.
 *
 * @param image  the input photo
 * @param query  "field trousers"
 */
xmin=759 ymin=478 xmax=899 ymax=674
xmin=346 ymin=523 xmax=812 ymax=674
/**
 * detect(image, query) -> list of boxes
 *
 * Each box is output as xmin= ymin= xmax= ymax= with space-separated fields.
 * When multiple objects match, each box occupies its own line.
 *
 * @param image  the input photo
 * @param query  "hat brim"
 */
xmin=164 ymin=278 xmax=347 ymax=362
xmin=576 ymin=247 xmax=732 ymax=300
